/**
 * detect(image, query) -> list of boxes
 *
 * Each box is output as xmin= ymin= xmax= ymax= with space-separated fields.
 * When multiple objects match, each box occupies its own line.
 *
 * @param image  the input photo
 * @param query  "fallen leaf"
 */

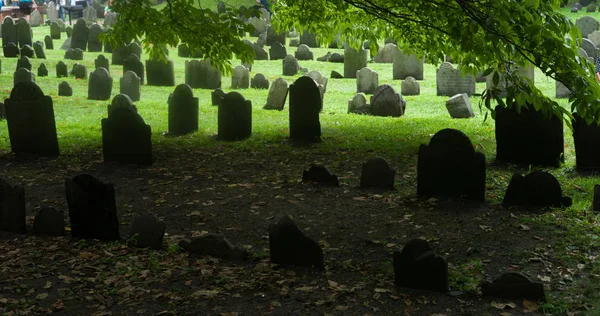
xmin=523 ymin=300 xmax=539 ymax=312
xmin=191 ymin=289 xmax=219 ymax=299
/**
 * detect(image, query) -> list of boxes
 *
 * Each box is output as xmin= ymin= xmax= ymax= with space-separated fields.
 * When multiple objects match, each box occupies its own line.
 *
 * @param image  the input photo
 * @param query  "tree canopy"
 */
xmin=104 ymin=0 xmax=600 ymax=124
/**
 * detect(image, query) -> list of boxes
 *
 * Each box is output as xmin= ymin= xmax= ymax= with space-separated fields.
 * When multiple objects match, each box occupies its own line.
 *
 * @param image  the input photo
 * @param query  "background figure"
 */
xmin=18 ymin=0 xmax=37 ymax=22
xmin=104 ymin=0 xmax=112 ymax=16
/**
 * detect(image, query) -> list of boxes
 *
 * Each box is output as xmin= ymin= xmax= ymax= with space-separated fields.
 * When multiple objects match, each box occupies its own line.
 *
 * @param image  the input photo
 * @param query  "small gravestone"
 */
xmin=58 ymin=81 xmax=72 ymax=96
xmin=13 ymin=68 xmax=35 ymax=86
xmin=370 ymin=84 xmax=406 ymax=117
xmin=111 ymin=44 xmax=128 ymax=65
xmin=401 ymin=76 xmax=420 ymax=96
xmin=289 ymin=39 xmax=300 ymax=47
xmin=87 ymin=24 xmax=103 ymax=52
xmin=146 ymin=57 xmax=175 ymax=86
xmin=329 ymin=53 xmax=344 ymax=63
xmin=231 ymin=65 xmax=250 ymax=89
xmin=20 ymin=44 xmax=34 ymax=58
xmin=185 ymin=59 xmax=222 ymax=89
xmin=374 ymin=43 xmax=396 ymax=63
xmin=572 ymin=5 xmax=580 ymax=12
xmin=70 ymin=63 xmax=87 ymax=79
xmin=64 ymin=48 xmax=79 ymax=60
xmin=588 ymin=3 xmax=597 ymax=12
xmin=71 ymin=19 xmax=88 ymax=51
xmin=88 ymin=67 xmax=112 ymax=100
xmin=211 ymin=88 xmax=226 ymax=106
xmin=218 ymin=92 xmax=252 ymax=141
xmin=302 ymin=164 xmax=339 ymax=186
xmin=33 ymin=41 xmax=45 ymax=59
xmin=445 ymin=93 xmax=474 ymax=118
xmin=576 ymin=16 xmax=599 ymax=38
xmin=0 ymin=178 xmax=26 ymax=234
xmin=50 ymin=21 xmax=61 ymax=39
xmin=5 ymin=82 xmax=59 ymax=156
xmin=266 ymin=25 xmax=285 ymax=46
xmin=269 ymin=42 xmax=287 ymax=60
xmin=168 ymin=84 xmax=198 ymax=136
xmin=120 ymin=71 xmax=141 ymax=102
xmin=179 ymin=234 xmax=247 ymax=261
xmin=108 ymin=94 xmax=137 ymax=114
xmin=37 ymin=63 xmax=48 ymax=77
xmin=94 ymin=54 xmax=109 ymax=72
xmin=102 ymin=101 xmax=152 ymax=165
xmin=282 ymin=54 xmax=300 ymax=76
xmin=331 ymin=70 xmax=343 ymax=79
xmin=360 ymin=157 xmax=395 ymax=190
xmin=123 ymin=53 xmax=144 ymax=85
xmin=251 ymin=42 xmax=269 ymax=60
xmin=56 ymin=61 xmax=68 ymax=78
xmin=33 ymin=207 xmax=65 ymax=236
xmin=299 ymin=31 xmax=319 ymax=48
xmin=393 ymin=49 xmax=424 ymax=80
xmin=295 ymin=44 xmax=314 ymax=60
xmin=16 ymin=56 xmax=32 ymax=71
xmin=17 ymin=18 xmax=32 ymax=48
xmin=30 ymin=10 xmax=42 ymax=27
xmin=356 ymin=67 xmax=378 ymax=94
xmin=269 ymin=215 xmax=324 ymax=269
xmin=436 ymin=62 xmax=476 ymax=96
xmin=66 ymin=174 xmax=119 ymax=241
xmin=418 ymin=129 xmax=486 ymax=201
xmin=127 ymin=213 xmax=165 ymax=249
xmin=289 ymin=76 xmax=321 ymax=142
xmin=481 ymin=273 xmax=545 ymax=301
xmin=348 ymin=93 xmax=370 ymax=114
xmin=502 ymin=171 xmax=572 ymax=208
xmin=393 ymin=239 xmax=449 ymax=293
xmin=264 ymin=77 xmax=288 ymax=110
xmin=344 ymin=44 xmax=368 ymax=78
xmin=250 ymin=73 xmax=269 ymax=89
xmin=4 ymin=42 xmax=19 ymax=58
xmin=555 ymin=81 xmax=572 ymax=99
xmin=316 ymin=52 xmax=331 ymax=62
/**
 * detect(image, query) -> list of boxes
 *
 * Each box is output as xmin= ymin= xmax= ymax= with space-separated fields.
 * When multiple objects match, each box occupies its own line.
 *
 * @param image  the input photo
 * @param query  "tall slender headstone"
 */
xmin=218 ymin=92 xmax=252 ymax=141
xmin=0 ymin=178 xmax=26 ymax=234
xmin=119 ymin=70 xmax=141 ymax=102
xmin=168 ymin=84 xmax=198 ymax=136
xmin=343 ymin=44 xmax=368 ymax=78
xmin=289 ymin=76 xmax=321 ymax=141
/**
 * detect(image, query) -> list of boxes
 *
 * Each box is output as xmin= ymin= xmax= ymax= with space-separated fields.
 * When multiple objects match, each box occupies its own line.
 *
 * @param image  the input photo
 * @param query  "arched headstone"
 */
xmin=218 ymin=92 xmax=252 ymax=141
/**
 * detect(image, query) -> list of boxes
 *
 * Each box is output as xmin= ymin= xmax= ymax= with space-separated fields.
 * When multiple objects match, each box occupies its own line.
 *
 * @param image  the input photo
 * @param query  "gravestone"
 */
xmin=111 ymin=44 xmax=129 ymax=65
xmin=71 ymin=63 xmax=87 ymax=79
xmin=348 ymin=93 xmax=370 ymax=114
xmin=119 ymin=71 xmax=141 ymax=101
xmin=374 ymin=43 xmax=397 ymax=63
xmin=2 ymin=17 xmax=18 ymax=56
xmin=82 ymin=6 xmax=97 ymax=23
xmin=555 ymin=80 xmax=571 ymax=98
xmin=482 ymin=273 xmax=545 ymax=301
xmin=282 ymin=54 xmax=300 ymax=76
xmin=248 ymin=17 xmax=267 ymax=36
xmin=370 ymin=84 xmax=406 ymax=117
xmin=3 ymin=42 xmax=19 ymax=58
xmin=179 ymin=234 xmax=247 ymax=261
xmin=360 ymin=157 xmax=395 ymax=190
xmin=33 ymin=41 xmax=45 ymax=59
xmin=127 ymin=214 xmax=165 ymax=249
xmin=295 ymin=44 xmax=314 ymax=60
xmin=71 ymin=19 xmax=88 ymax=51
xmin=64 ymin=48 xmax=83 ymax=60
xmin=60 ymin=37 xmax=71 ymax=50
xmin=16 ymin=56 xmax=32 ymax=71
xmin=445 ymin=93 xmax=474 ymax=118
xmin=88 ymin=68 xmax=112 ymax=100
xmin=167 ymin=84 xmax=198 ymax=136
xmin=393 ymin=239 xmax=449 ymax=292
xmin=266 ymin=24 xmax=285 ymax=46
xmin=581 ymin=38 xmax=597 ymax=59
xmin=401 ymin=76 xmax=420 ymax=96
xmin=316 ymin=52 xmax=331 ymax=62
xmin=65 ymin=174 xmax=120 ymax=241
xmin=329 ymin=52 xmax=344 ymax=63
xmin=299 ymin=31 xmax=319 ymax=48
xmin=289 ymin=39 xmax=299 ymax=47
xmin=87 ymin=24 xmax=103 ymax=52
xmin=146 ymin=57 xmax=175 ymax=86
xmin=289 ymin=76 xmax=321 ymax=141
xmin=356 ymin=67 xmax=378 ymax=94
xmin=269 ymin=42 xmax=287 ymax=60
xmin=104 ymin=12 xmax=117 ymax=28
xmin=58 ymin=81 xmax=72 ymax=96
xmin=264 ymin=77 xmax=288 ymax=110
xmin=251 ymin=42 xmax=269 ymax=60
xmin=55 ymin=19 xmax=66 ymax=31
xmin=572 ymin=112 xmax=600 ymax=170
xmin=331 ymin=70 xmax=343 ymax=79
xmin=436 ymin=62 xmax=476 ymax=96
xmin=344 ymin=44 xmax=368 ymax=78
xmin=588 ymin=30 xmax=600 ymax=47
xmin=37 ymin=63 xmax=48 ymax=77
xmin=102 ymin=100 xmax=152 ymax=165
xmin=17 ymin=18 xmax=32 ymax=48
xmin=218 ymin=92 xmax=252 ymax=141
xmin=217 ymin=1 xmax=226 ymax=14
xmin=393 ymin=49 xmax=424 ymax=80
xmin=47 ymin=2 xmax=59 ymax=22
xmin=417 ymin=129 xmax=486 ymax=201
xmin=269 ymin=215 xmax=324 ymax=269
xmin=185 ymin=59 xmax=222 ymax=89
xmin=211 ymin=88 xmax=226 ymax=106
xmin=576 ymin=16 xmax=599 ymax=38
xmin=588 ymin=3 xmax=597 ymax=12
xmin=495 ymin=105 xmax=564 ymax=166
xmin=33 ymin=207 xmax=65 ymax=236
xmin=502 ymin=171 xmax=572 ymax=208
xmin=30 ymin=10 xmax=42 ymax=27
xmin=66 ymin=26 xmax=72 ymax=38
xmin=4 ymin=81 xmax=59 ymax=156
xmin=50 ymin=21 xmax=61 ymax=39
xmin=486 ymin=64 xmax=535 ymax=98
xmin=302 ymin=164 xmax=339 ymax=186
xmin=0 ymin=178 xmax=26 ymax=234
xmin=44 ymin=35 xmax=53 ymax=50
xmin=305 ymin=70 xmax=328 ymax=101
xmin=250 ymin=73 xmax=269 ymax=89
xmin=231 ymin=65 xmax=250 ymax=89
xmin=13 ymin=68 xmax=35 ymax=86
xmin=20 ymin=44 xmax=34 ymax=58
xmin=56 ymin=61 xmax=68 ymax=77
xmin=108 ymin=94 xmax=137 ymax=114
xmin=94 ymin=54 xmax=109 ymax=72
xmin=123 ymin=53 xmax=144 ymax=85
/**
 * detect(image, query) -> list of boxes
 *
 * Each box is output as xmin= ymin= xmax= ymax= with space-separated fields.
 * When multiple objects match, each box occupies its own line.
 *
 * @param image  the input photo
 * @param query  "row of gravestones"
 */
xmin=2 ymin=17 xmax=33 ymax=56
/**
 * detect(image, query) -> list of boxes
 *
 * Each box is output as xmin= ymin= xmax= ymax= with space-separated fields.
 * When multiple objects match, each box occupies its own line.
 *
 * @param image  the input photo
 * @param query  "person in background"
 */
xmin=104 ymin=0 xmax=112 ymax=16
xmin=58 ymin=0 xmax=66 ymax=22
xmin=18 ymin=0 xmax=37 ymax=22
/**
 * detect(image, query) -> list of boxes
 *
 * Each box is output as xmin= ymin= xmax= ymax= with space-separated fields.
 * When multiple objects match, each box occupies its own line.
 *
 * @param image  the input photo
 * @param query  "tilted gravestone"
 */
xmin=4 ymin=81 xmax=59 ymax=156
xmin=502 ymin=171 xmax=572 ymax=208
xmin=251 ymin=42 xmax=269 ymax=60
xmin=348 ymin=93 xmax=371 ymax=114
xmin=250 ymin=73 xmax=269 ymax=89
xmin=65 ymin=174 xmax=120 ymax=241
xmin=211 ymin=88 xmax=226 ymax=106
xmin=146 ymin=57 xmax=175 ymax=86
xmin=445 ymin=93 xmax=474 ymax=118
xmin=374 ymin=43 xmax=396 ymax=63
xmin=60 ymin=37 xmax=71 ymax=50
xmin=269 ymin=42 xmax=287 ymax=60
xmin=360 ymin=157 xmax=395 ymax=190
xmin=178 ymin=234 xmax=247 ymax=261
xmin=66 ymin=26 xmax=73 ymax=38
xmin=58 ymin=81 xmax=72 ymax=96
xmin=127 ymin=213 xmax=165 ymax=249
xmin=71 ymin=19 xmax=89 ymax=51
xmin=356 ymin=67 xmax=378 ymax=94
xmin=231 ymin=65 xmax=250 ymax=89
xmin=295 ymin=44 xmax=314 ymax=60
xmin=436 ymin=62 xmax=476 ymax=96
xmin=393 ymin=239 xmax=449 ymax=293
xmin=588 ymin=30 xmax=600 ymax=47
xmin=248 ymin=17 xmax=267 ymax=36
xmin=17 ymin=18 xmax=32 ymax=48
xmin=0 ymin=178 xmax=26 ymax=234
xmin=555 ymin=80 xmax=571 ymax=99
xmin=70 ymin=63 xmax=87 ymax=79
xmin=573 ymin=112 xmax=600 ymax=170
xmin=2 ymin=17 xmax=18 ymax=56
xmin=289 ymin=76 xmax=321 ymax=142
xmin=185 ymin=59 xmax=222 ymax=89
xmin=120 ymin=70 xmax=141 ymax=102
xmin=269 ymin=215 xmax=324 ymax=269
xmin=393 ymin=49 xmax=424 ymax=80
xmin=344 ymin=44 xmax=368 ymax=78
xmin=88 ymin=67 xmax=112 ymax=100
xmin=20 ymin=44 xmax=34 ymax=58
xmin=264 ymin=77 xmax=288 ymax=110
xmin=33 ymin=207 xmax=65 ymax=236
xmin=482 ymin=272 xmax=545 ymax=301
xmin=401 ymin=76 xmax=420 ymax=96
xmin=370 ymin=84 xmax=406 ymax=117
xmin=56 ymin=61 xmax=68 ymax=78
xmin=329 ymin=52 xmax=344 ymax=63
xmin=33 ymin=41 xmax=46 ymax=59
xmin=87 ymin=24 xmax=103 ymax=52
xmin=13 ymin=68 xmax=35 ymax=86
xmin=123 ymin=53 xmax=145 ymax=85
xmin=37 ymin=63 xmax=48 ymax=77
xmin=94 ymin=54 xmax=109 ymax=72
xmin=16 ymin=56 xmax=32 ymax=71
xmin=50 ymin=21 xmax=61 ymax=39
xmin=168 ymin=84 xmax=198 ymax=136
xmin=302 ymin=164 xmax=339 ymax=186
xmin=282 ymin=54 xmax=300 ymax=76
xmin=418 ymin=129 xmax=486 ymax=201
xmin=218 ymin=92 xmax=252 ymax=141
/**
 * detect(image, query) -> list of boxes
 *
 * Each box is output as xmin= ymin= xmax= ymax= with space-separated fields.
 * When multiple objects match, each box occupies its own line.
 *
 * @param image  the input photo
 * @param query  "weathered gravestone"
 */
xmin=231 ymin=65 xmax=250 ymax=89
xmin=217 ymin=1 xmax=226 ymax=14
xmin=289 ymin=76 xmax=321 ymax=142
xmin=250 ymin=73 xmax=269 ymax=89
xmin=360 ymin=157 xmax=395 ymax=190
xmin=127 ymin=213 xmax=165 ymax=249
xmin=269 ymin=42 xmax=287 ymax=60
xmin=0 ymin=178 xmax=26 ymax=234
xmin=374 ymin=43 xmax=396 ymax=63
xmin=16 ymin=56 xmax=32 ymax=71
xmin=393 ymin=49 xmax=424 ymax=80
xmin=82 ymin=6 xmax=97 ymax=23
xmin=56 ymin=61 xmax=68 ymax=77
xmin=177 ymin=44 xmax=203 ymax=58
xmin=264 ymin=77 xmax=288 ymax=110
xmin=482 ymin=272 xmax=545 ymax=301
xmin=295 ymin=44 xmax=314 ymax=60
xmin=33 ymin=207 xmax=65 ymax=236
xmin=13 ymin=68 xmax=35 ymax=86
xmin=33 ymin=41 xmax=45 ymax=59
xmin=70 ymin=63 xmax=87 ymax=79
xmin=393 ymin=239 xmax=449 ymax=292
xmin=119 ymin=70 xmax=141 ymax=102
xmin=20 ymin=44 xmax=34 ymax=58
xmin=329 ymin=52 xmax=344 ymax=63
xmin=2 ymin=17 xmax=18 ymax=57
xmin=47 ymin=2 xmax=59 ymax=22
xmin=305 ymin=70 xmax=328 ymax=101
xmin=282 ymin=54 xmax=300 ymax=76
xmin=58 ymin=81 xmax=72 ymax=96
xmin=502 ymin=171 xmax=572 ymax=208
xmin=4 ymin=81 xmax=59 ymax=156
xmin=64 ymin=48 xmax=84 ymax=60
xmin=167 ymin=84 xmax=198 ymax=136
xmin=123 ymin=53 xmax=144 ymax=85
xmin=576 ymin=16 xmax=599 ymax=38
xmin=573 ymin=112 xmax=600 ymax=170
xmin=50 ymin=21 xmax=61 ymax=39
xmin=94 ymin=54 xmax=109 ymax=72
xmin=348 ymin=93 xmax=370 ymax=114
xmin=179 ymin=234 xmax=247 ymax=261
xmin=103 ymin=12 xmax=117 ymax=28
xmin=588 ymin=3 xmax=597 ymax=12
xmin=88 ymin=67 xmax=112 ymax=100
xmin=30 ymin=10 xmax=42 ymax=27
xmin=17 ymin=18 xmax=32 ymax=48
xmin=146 ymin=57 xmax=175 ymax=86
xmin=102 ymin=96 xmax=152 ymax=165
xmin=71 ymin=19 xmax=88 ymax=51
xmin=66 ymin=26 xmax=72 ymax=38
xmin=401 ymin=76 xmax=420 ymax=96
xmin=370 ymin=84 xmax=406 ymax=117
xmin=588 ymin=30 xmax=600 ymax=47
xmin=495 ymin=105 xmax=563 ymax=166
xmin=302 ymin=164 xmax=339 ymax=186
xmin=436 ymin=62 xmax=476 ymax=96
xmin=218 ymin=92 xmax=252 ymax=141
xmin=581 ymin=38 xmax=597 ymax=59
xmin=251 ymin=42 xmax=269 ymax=60
xmin=555 ymin=80 xmax=571 ymax=99
xmin=266 ymin=24 xmax=285 ymax=46
xmin=299 ymin=31 xmax=319 ymax=48
xmin=344 ymin=44 xmax=368 ymax=78
xmin=248 ymin=17 xmax=267 ymax=36
xmin=356 ymin=67 xmax=378 ymax=94
xmin=211 ymin=88 xmax=226 ymax=106
xmin=445 ymin=93 xmax=474 ymax=118
xmin=37 ymin=63 xmax=48 ymax=77
xmin=66 ymin=174 xmax=120 ymax=240
xmin=3 ymin=42 xmax=19 ymax=58
xmin=185 ymin=59 xmax=222 ymax=89
xmin=269 ymin=215 xmax=324 ymax=269
xmin=289 ymin=39 xmax=299 ymax=47
xmin=87 ymin=24 xmax=103 ymax=52
xmin=417 ymin=129 xmax=485 ymax=201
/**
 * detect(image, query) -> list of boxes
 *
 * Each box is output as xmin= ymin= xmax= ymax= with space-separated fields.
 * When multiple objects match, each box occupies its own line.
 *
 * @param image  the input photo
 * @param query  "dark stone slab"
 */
xmin=20 ymin=44 xmax=34 ymax=58
xmin=0 ymin=178 xmax=26 ymax=234
xmin=360 ymin=157 xmax=395 ymax=190
xmin=58 ymin=81 xmax=72 ymax=96
xmin=482 ymin=272 xmax=545 ymax=301
xmin=168 ymin=84 xmax=199 ymax=136
xmin=502 ymin=171 xmax=572 ymax=208
xmin=127 ymin=213 xmax=165 ymax=249
xmin=268 ymin=215 xmax=324 ymax=270
xmin=289 ymin=76 xmax=321 ymax=142
xmin=211 ymin=88 xmax=225 ymax=106
xmin=218 ymin=92 xmax=252 ymax=141
xmin=3 ymin=42 xmax=19 ymax=58
xmin=179 ymin=234 xmax=247 ymax=261
xmin=16 ymin=56 xmax=32 ymax=71
xmin=33 ymin=41 xmax=46 ymax=59
xmin=393 ymin=239 xmax=448 ymax=293
xmin=56 ymin=61 xmax=68 ymax=78
xmin=71 ymin=19 xmax=89 ymax=51
xmin=88 ymin=67 xmax=112 ymax=100
xmin=302 ymin=164 xmax=339 ymax=186
xmin=37 ymin=63 xmax=48 ymax=77
xmin=572 ymin=112 xmax=600 ymax=170
xmin=146 ymin=58 xmax=175 ymax=86
xmin=123 ymin=53 xmax=144 ymax=85
xmin=330 ymin=70 xmax=343 ymax=79
xmin=33 ymin=207 xmax=65 ymax=236
xmin=102 ymin=106 xmax=152 ymax=165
